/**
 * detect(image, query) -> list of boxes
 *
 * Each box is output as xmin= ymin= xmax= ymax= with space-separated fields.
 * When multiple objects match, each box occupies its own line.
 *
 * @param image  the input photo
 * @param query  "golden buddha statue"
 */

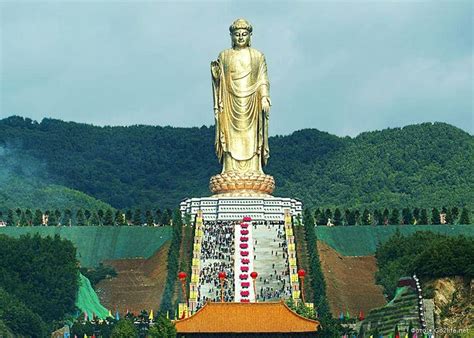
xmin=209 ymin=18 xmax=275 ymax=196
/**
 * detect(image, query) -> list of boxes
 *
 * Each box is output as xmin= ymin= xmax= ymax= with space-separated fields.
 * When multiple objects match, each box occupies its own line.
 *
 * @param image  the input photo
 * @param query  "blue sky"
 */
xmin=0 ymin=0 xmax=472 ymax=136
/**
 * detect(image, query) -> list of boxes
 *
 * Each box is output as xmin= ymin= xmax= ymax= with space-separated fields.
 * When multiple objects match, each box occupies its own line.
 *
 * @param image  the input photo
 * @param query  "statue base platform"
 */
xmin=209 ymin=171 xmax=275 ymax=196
xmin=180 ymin=195 xmax=302 ymax=223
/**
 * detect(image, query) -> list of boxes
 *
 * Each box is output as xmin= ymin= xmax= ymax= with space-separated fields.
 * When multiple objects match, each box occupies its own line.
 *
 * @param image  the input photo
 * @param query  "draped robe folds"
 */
xmin=212 ymin=47 xmax=270 ymax=174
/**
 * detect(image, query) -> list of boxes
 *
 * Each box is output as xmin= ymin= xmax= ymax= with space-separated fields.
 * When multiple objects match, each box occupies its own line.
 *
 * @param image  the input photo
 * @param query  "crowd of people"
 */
xmin=196 ymin=219 xmax=293 ymax=304
xmin=253 ymin=221 xmax=292 ymax=301
xmin=198 ymin=221 xmax=235 ymax=305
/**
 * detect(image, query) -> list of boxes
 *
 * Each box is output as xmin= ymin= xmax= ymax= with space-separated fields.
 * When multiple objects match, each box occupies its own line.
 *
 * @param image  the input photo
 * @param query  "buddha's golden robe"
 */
xmin=212 ymin=47 xmax=270 ymax=174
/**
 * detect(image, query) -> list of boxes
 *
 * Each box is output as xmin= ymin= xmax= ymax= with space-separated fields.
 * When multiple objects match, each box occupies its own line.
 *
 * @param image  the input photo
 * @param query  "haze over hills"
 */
xmin=0 ymin=116 xmax=472 ymax=210
xmin=0 ymin=141 xmax=113 ymax=212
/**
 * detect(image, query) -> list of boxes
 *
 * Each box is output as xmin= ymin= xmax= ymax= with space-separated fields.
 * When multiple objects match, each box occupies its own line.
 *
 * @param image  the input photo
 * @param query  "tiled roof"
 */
xmin=174 ymin=301 xmax=320 ymax=333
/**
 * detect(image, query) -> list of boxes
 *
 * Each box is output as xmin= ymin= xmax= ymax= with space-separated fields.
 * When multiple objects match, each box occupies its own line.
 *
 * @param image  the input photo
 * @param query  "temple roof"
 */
xmin=174 ymin=301 xmax=320 ymax=333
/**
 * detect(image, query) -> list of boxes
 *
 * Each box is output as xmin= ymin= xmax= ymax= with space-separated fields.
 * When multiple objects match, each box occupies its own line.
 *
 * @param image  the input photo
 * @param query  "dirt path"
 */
xmin=317 ymin=241 xmax=386 ymax=317
xmin=96 ymin=243 xmax=170 ymax=314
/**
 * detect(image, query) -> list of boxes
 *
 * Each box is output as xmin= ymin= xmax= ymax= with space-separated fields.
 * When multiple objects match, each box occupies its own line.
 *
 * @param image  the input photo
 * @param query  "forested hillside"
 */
xmin=0 ymin=116 xmax=472 ymax=210
xmin=0 ymin=142 xmax=113 ymax=211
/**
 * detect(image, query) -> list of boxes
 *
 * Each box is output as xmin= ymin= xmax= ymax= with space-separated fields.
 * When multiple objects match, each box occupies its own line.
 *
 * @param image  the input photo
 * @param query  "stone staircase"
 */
xmin=190 ymin=211 xmax=301 ymax=313
xmin=252 ymin=220 xmax=292 ymax=301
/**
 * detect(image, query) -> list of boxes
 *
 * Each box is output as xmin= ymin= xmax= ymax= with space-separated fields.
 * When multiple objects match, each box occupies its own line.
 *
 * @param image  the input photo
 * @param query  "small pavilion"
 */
xmin=174 ymin=301 xmax=320 ymax=337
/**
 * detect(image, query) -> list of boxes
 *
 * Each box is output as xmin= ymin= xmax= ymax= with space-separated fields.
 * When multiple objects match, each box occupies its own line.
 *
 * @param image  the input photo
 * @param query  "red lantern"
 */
xmin=241 ymin=251 xmax=249 ymax=256
xmin=241 ymin=299 xmax=250 ymax=303
xmin=240 ymin=243 xmax=248 ymax=249
xmin=241 ymin=266 xmax=249 ymax=272
xmin=240 ymin=229 xmax=249 ymax=235
xmin=297 ymin=269 xmax=306 ymax=278
xmin=178 ymin=271 xmax=187 ymax=280
xmin=241 ymin=258 xmax=250 ymax=264
xmin=241 ymin=282 xmax=250 ymax=288
xmin=240 ymin=236 xmax=249 ymax=242
xmin=240 ymin=274 xmax=249 ymax=279
xmin=240 ymin=223 xmax=249 ymax=228
xmin=218 ymin=271 xmax=227 ymax=280
xmin=250 ymin=271 xmax=258 ymax=279
xmin=243 ymin=216 xmax=252 ymax=222
xmin=240 ymin=290 xmax=250 ymax=297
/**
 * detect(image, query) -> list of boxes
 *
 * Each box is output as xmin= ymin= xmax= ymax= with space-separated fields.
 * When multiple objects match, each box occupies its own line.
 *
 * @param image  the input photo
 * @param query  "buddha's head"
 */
xmin=229 ymin=18 xmax=252 ymax=48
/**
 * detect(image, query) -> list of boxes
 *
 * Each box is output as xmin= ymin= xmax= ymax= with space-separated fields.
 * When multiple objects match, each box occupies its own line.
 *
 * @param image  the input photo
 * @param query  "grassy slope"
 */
xmin=0 ymin=226 xmax=171 ymax=267
xmin=315 ymin=225 xmax=474 ymax=256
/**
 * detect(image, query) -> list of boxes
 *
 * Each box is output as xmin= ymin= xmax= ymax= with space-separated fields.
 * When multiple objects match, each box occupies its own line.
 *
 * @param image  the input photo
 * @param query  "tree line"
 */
xmin=313 ymin=206 xmax=470 ymax=226
xmin=0 ymin=207 xmax=179 ymax=227
xmin=1 ymin=116 xmax=472 ymax=211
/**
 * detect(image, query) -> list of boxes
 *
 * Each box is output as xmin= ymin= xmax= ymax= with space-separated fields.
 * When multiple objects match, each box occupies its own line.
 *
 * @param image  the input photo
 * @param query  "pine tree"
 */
xmin=354 ymin=210 xmax=360 ymax=225
xmin=115 ymin=210 xmax=126 ymax=226
xmin=314 ymin=208 xmax=321 ymax=224
xmin=7 ymin=209 xmax=15 ymax=226
xmin=48 ymin=211 xmax=58 ymax=226
xmin=451 ymin=207 xmax=460 ymax=223
xmin=333 ymin=208 xmax=342 ymax=226
xmin=413 ymin=207 xmax=420 ymax=224
xmin=161 ymin=209 xmax=171 ymax=226
xmin=125 ymin=209 xmax=133 ymax=225
xmin=389 ymin=208 xmax=400 ymax=225
xmin=155 ymin=209 xmax=162 ymax=225
xmin=445 ymin=208 xmax=454 ymax=224
xmin=344 ymin=209 xmax=356 ymax=225
xmin=373 ymin=209 xmax=382 ymax=225
xmin=316 ymin=209 xmax=326 ymax=225
xmin=183 ymin=212 xmax=192 ymax=226
xmin=382 ymin=208 xmax=389 ymax=225
xmin=324 ymin=208 xmax=332 ymax=225
xmin=90 ymin=212 xmax=100 ymax=226
xmin=64 ymin=209 xmax=72 ymax=226
xmin=84 ymin=209 xmax=91 ymax=220
xmin=19 ymin=211 xmax=28 ymax=227
xmin=76 ymin=209 xmax=86 ymax=226
xmin=33 ymin=209 xmax=43 ymax=226
xmin=459 ymin=207 xmax=470 ymax=224
xmin=361 ymin=209 xmax=371 ymax=225
xmin=145 ymin=210 xmax=154 ymax=226
xmin=431 ymin=208 xmax=441 ymax=225
xmin=401 ymin=208 xmax=413 ymax=225
xmin=419 ymin=208 xmax=429 ymax=225
xmin=133 ymin=209 xmax=142 ymax=226
xmin=15 ymin=208 xmax=22 ymax=219
xmin=104 ymin=209 xmax=115 ymax=226
xmin=25 ymin=209 xmax=33 ymax=226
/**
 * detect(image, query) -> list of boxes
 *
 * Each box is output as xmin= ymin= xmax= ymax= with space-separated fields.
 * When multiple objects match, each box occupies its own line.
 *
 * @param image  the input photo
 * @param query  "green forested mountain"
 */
xmin=0 ymin=143 xmax=113 ymax=211
xmin=0 ymin=116 xmax=472 ymax=210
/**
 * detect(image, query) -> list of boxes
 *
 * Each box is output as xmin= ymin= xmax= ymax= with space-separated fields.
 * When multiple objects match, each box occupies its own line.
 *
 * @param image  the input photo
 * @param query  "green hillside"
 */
xmin=0 ymin=116 xmax=472 ymax=210
xmin=0 ymin=177 xmax=114 ymax=212
xmin=315 ymin=225 xmax=474 ymax=256
xmin=0 ymin=226 xmax=171 ymax=267
xmin=0 ymin=141 xmax=113 ymax=211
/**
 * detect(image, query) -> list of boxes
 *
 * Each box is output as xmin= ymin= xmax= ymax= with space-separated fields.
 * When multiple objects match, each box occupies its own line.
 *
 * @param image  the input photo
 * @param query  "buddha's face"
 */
xmin=231 ymin=29 xmax=251 ymax=48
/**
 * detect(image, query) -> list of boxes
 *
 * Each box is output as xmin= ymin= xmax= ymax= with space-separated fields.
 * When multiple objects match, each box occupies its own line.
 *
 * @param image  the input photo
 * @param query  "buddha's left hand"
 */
xmin=262 ymin=97 xmax=271 ymax=116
